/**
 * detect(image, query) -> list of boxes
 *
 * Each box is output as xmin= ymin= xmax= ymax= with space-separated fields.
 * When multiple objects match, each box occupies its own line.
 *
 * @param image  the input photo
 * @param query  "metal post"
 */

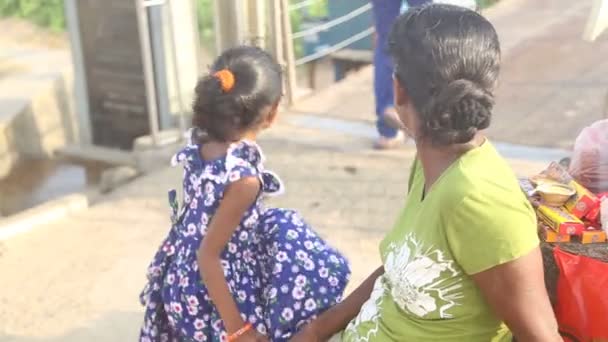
xmin=136 ymin=0 xmax=161 ymax=146
xmin=269 ymin=0 xmax=285 ymax=66
xmin=248 ymin=0 xmax=266 ymax=47
xmin=190 ymin=0 xmax=202 ymax=76
xmin=235 ymin=0 xmax=247 ymax=44
xmin=165 ymin=0 xmax=188 ymax=139
xmin=214 ymin=0 xmax=244 ymax=51
xmin=148 ymin=3 xmax=172 ymax=131
xmin=280 ymin=0 xmax=297 ymax=106
xmin=64 ymin=0 xmax=92 ymax=145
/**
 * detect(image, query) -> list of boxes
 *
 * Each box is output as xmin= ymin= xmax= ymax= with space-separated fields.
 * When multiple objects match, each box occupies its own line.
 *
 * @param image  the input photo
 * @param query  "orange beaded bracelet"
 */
xmin=227 ymin=323 xmax=253 ymax=342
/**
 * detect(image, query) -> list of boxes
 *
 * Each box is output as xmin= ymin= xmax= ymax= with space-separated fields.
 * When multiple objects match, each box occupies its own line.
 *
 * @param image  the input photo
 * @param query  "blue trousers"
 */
xmin=371 ymin=0 xmax=401 ymax=138
xmin=371 ymin=0 xmax=432 ymax=138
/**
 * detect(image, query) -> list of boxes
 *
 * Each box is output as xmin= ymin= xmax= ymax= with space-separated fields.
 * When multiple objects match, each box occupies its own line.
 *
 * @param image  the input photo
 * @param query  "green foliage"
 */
xmin=192 ymin=0 xmax=329 ymax=57
xmin=290 ymin=0 xmax=328 ymax=58
xmin=305 ymin=0 xmax=328 ymax=17
xmin=0 ymin=0 xmax=66 ymax=31
xmin=196 ymin=0 xmax=215 ymax=50
xmin=478 ymin=0 xmax=500 ymax=9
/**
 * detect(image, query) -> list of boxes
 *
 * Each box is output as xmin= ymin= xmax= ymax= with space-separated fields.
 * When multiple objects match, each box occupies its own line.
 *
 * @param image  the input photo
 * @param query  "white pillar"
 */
xmin=213 ymin=0 xmax=248 ymax=51
xmin=248 ymin=0 xmax=267 ymax=47
xmin=64 ymin=0 xmax=92 ymax=145
xmin=164 ymin=0 xmax=200 ymax=134
xmin=280 ymin=0 xmax=297 ymax=105
xmin=584 ymin=0 xmax=608 ymax=41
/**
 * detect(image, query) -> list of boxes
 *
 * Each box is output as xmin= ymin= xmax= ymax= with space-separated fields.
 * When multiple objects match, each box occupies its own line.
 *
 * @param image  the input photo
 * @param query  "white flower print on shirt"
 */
xmin=187 ymin=295 xmax=199 ymax=307
xmin=345 ymin=277 xmax=385 ymax=342
xmin=282 ymin=308 xmax=294 ymax=322
xmin=304 ymin=259 xmax=315 ymax=271
xmin=292 ymin=287 xmax=306 ymax=300
xmin=204 ymin=182 xmax=214 ymax=195
xmin=185 ymin=223 xmax=197 ymax=237
xmin=295 ymin=250 xmax=308 ymax=261
xmin=187 ymin=305 xmax=199 ymax=316
xmin=305 ymin=298 xmax=317 ymax=312
xmin=193 ymin=331 xmax=204 ymax=342
xmin=276 ymin=251 xmax=288 ymax=263
xmin=200 ymin=212 xmax=209 ymax=226
xmin=273 ymin=263 xmax=282 ymax=275
xmin=286 ymin=229 xmax=299 ymax=240
xmin=304 ymin=240 xmax=314 ymax=250
xmin=346 ymin=234 xmax=464 ymax=341
xmin=295 ymin=275 xmax=307 ymax=287
xmin=384 ymin=233 xmax=463 ymax=319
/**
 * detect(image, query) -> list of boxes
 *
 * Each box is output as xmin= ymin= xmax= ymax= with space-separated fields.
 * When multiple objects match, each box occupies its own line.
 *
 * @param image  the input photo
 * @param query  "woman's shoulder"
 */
xmin=441 ymin=144 xmax=532 ymax=215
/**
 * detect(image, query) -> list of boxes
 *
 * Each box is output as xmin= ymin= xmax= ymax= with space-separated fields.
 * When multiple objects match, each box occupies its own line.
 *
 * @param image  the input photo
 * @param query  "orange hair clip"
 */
xmin=213 ymin=69 xmax=236 ymax=93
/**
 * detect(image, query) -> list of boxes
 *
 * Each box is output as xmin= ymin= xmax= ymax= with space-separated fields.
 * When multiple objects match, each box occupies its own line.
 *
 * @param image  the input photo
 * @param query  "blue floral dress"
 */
xmin=139 ymin=137 xmax=351 ymax=342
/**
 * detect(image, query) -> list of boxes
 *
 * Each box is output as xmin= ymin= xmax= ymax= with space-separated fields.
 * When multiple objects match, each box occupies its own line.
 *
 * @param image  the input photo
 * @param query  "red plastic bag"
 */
xmin=569 ymin=119 xmax=608 ymax=194
xmin=554 ymin=247 xmax=608 ymax=341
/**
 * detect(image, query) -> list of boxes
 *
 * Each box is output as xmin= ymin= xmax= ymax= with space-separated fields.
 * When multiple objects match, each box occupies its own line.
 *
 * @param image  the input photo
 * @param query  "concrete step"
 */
xmin=0 ymin=43 xmax=75 ymax=179
xmin=56 ymin=145 xmax=136 ymax=167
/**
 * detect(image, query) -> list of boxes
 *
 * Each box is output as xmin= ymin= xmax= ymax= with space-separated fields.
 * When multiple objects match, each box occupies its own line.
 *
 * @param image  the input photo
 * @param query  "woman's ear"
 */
xmin=393 ymin=76 xmax=409 ymax=108
xmin=263 ymin=101 xmax=280 ymax=128
xmin=393 ymin=75 xmax=419 ymax=139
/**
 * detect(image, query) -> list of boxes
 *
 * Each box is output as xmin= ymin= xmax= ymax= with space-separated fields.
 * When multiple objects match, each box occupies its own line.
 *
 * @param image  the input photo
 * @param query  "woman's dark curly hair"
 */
xmin=192 ymin=46 xmax=283 ymax=141
xmin=389 ymin=4 xmax=500 ymax=145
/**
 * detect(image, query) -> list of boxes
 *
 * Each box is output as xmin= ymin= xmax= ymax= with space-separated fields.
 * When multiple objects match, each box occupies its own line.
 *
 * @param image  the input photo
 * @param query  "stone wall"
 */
xmin=0 ymin=48 xmax=76 ymax=178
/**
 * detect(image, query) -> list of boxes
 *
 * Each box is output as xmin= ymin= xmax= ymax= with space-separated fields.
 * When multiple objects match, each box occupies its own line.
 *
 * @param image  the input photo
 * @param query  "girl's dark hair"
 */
xmin=389 ymin=4 xmax=500 ymax=145
xmin=192 ymin=46 xmax=283 ymax=141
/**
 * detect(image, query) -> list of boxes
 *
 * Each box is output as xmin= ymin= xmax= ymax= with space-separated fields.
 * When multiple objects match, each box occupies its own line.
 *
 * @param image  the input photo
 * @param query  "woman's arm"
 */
xmin=292 ymin=266 xmax=385 ymax=341
xmin=197 ymin=177 xmax=260 ymax=334
xmin=472 ymin=247 xmax=561 ymax=342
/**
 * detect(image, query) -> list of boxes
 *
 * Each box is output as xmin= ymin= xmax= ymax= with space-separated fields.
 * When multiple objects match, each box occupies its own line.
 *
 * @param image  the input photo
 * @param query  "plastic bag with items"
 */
xmin=554 ymin=247 xmax=608 ymax=341
xmin=569 ymin=119 xmax=608 ymax=194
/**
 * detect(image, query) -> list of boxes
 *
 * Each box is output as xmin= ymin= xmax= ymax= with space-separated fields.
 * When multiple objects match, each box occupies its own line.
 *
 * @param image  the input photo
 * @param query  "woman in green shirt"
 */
xmin=291 ymin=4 xmax=561 ymax=342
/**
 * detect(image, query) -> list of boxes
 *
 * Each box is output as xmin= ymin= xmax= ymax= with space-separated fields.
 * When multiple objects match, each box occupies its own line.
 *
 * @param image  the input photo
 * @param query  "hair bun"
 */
xmin=424 ymin=79 xmax=494 ymax=145
xmin=192 ymin=46 xmax=283 ymax=142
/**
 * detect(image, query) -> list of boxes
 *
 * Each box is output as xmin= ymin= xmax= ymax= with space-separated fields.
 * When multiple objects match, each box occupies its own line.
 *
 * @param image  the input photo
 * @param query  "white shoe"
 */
xmin=374 ymin=131 xmax=405 ymax=150
xmin=383 ymin=108 xmax=405 ymax=131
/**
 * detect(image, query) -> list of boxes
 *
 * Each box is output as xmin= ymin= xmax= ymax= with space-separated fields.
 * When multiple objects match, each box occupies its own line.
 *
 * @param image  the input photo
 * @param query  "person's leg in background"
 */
xmin=371 ymin=0 xmax=403 ymax=149
xmin=407 ymin=0 xmax=433 ymax=7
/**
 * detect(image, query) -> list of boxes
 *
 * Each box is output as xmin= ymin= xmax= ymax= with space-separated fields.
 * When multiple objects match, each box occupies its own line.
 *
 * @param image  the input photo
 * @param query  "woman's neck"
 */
xmin=417 ymin=134 xmax=485 ymax=192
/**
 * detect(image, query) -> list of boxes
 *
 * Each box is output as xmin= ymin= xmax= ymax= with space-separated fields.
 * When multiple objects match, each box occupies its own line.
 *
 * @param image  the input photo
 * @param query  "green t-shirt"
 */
xmin=343 ymin=141 xmax=539 ymax=342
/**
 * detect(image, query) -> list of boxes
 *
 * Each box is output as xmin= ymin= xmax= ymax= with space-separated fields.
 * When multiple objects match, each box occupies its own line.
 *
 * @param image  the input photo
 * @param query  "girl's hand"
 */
xmin=253 ymin=331 xmax=270 ymax=342
xmin=290 ymin=323 xmax=320 ymax=342
xmin=235 ymin=330 xmax=269 ymax=342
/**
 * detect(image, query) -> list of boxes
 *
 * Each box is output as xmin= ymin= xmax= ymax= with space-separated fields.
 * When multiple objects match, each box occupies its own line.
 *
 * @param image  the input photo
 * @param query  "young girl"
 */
xmin=139 ymin=46 xmax=351 ymax=342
